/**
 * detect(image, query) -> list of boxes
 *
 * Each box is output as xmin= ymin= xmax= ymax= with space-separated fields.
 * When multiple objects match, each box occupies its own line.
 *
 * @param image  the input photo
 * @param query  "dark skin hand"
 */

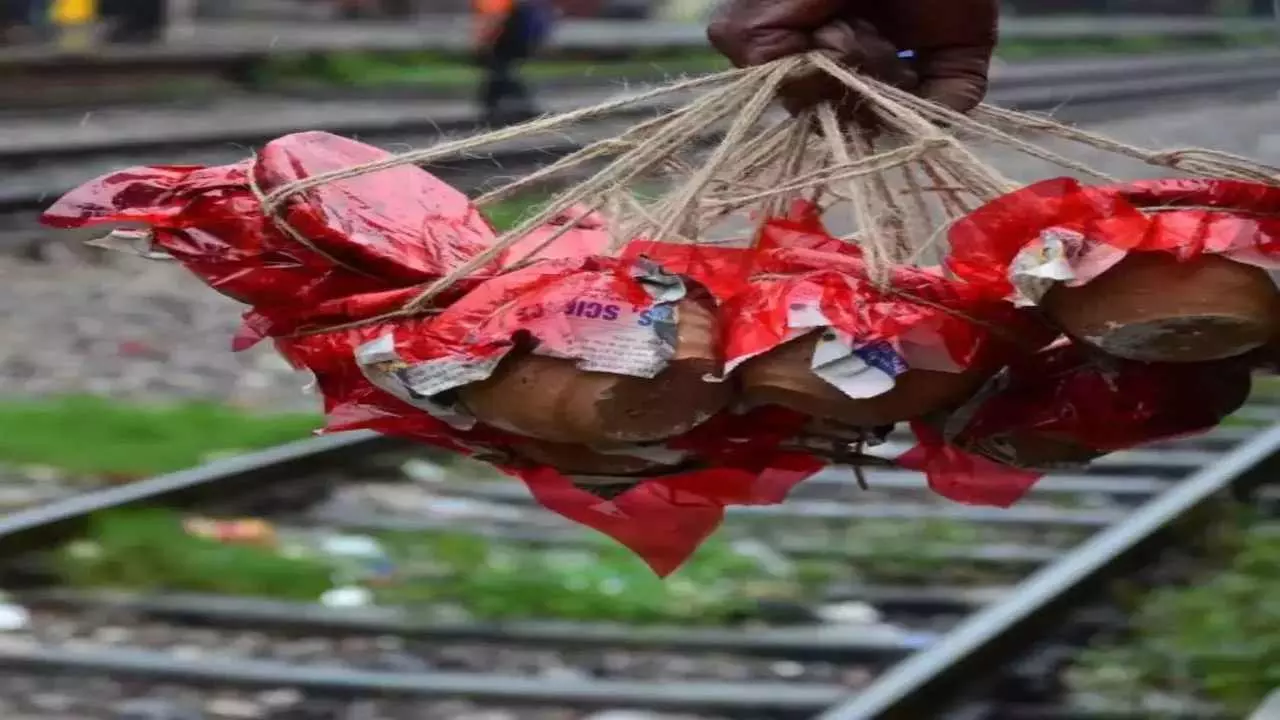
xmin=707 ymin=0 xmax=998 ymax=118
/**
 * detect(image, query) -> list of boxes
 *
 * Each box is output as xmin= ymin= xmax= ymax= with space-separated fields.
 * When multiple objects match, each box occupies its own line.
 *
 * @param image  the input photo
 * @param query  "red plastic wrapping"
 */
xmin=620 ymin=241 xmax=755 ymax=302
xmin=723 ymin=217 xmax=1053 ymax=378
xmin=42 ymin=131 xmax=499 ymax=343
xmin=269 ymin=248 xmax=827 ymax=575
xmin=279 ymin=315 xmax=822 ymax=575
xmin=496 ymin=205 xmax=613 ymax=265
xmin=947 ymin=177 xmax=1280 ymax=302
xmin=902 ymin=341 xmax=1254 ymax=507
xmin=619 ymin=199 xmax=839 ymax=303
xmin=63 ymin=132 xmax=1260 ymax=573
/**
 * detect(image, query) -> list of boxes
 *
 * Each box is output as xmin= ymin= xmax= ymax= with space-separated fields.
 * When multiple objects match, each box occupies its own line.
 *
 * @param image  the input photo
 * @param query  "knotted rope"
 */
xmin=237 ymin=50 xmax=1280 ymax=337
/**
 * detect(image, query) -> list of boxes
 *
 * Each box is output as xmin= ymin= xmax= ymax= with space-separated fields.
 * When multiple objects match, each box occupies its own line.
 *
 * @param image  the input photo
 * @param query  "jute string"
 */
xmin=235 ymin=51 xmax=1280 ymax=338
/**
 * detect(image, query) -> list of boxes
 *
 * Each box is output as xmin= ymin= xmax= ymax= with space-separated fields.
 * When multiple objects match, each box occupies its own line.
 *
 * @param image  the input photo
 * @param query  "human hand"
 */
xmin=707 ymin=0 xmax=997 ymax=116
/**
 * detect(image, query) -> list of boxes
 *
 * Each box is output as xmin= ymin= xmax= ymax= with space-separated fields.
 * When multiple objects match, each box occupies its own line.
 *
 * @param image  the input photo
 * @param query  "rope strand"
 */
xmin=214 ymin=51 xmax=1280 ymax=339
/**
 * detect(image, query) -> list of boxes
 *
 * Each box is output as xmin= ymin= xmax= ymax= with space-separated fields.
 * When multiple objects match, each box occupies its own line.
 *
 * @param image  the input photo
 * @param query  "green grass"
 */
xmin=57 ymin=508 xmax=841 ymax=625
xmin=0 ymin=396 xmax=321 ymax=478
xmin=1066 ymin=511 xmax=1280 ymax=715
xmin=483 ymin=193 xmax=554 ymax=232
xmin=59 ymin=509 xmax=335 ymax=601
xmin=0 ymin=197 xmax=605 ymax=482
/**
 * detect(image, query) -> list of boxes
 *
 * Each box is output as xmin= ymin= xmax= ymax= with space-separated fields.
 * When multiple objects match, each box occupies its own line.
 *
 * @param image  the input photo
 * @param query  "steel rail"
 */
xmin=815 ymin=423 xmax=1280 ymax=720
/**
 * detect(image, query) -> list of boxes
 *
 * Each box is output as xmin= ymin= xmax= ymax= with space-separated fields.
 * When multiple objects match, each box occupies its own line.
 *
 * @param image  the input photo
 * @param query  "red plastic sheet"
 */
xmin=268 ymin=247 xmax=826 ymax=575
xmin=39 ymin=132 xmax=859 ymax=574
xmin=60 ymin=133 xmax=1257 ymax=573
xmin=279 ymin=310 xmax=822 ymax=575
xmin=723 ymin=219 xmax=1054 ymax=375
xmin=496 ymin=205 xmax=613 ymax=265
xmin=947 ymin=177 xmax=1280 ymax=301
xmin=902 ymin=341 xmax=1254 ymax=507
xmin=42 ymin=131 xmax=500 ymax=343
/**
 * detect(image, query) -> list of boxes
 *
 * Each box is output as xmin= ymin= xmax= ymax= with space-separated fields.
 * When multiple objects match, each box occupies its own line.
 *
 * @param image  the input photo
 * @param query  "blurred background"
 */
xmin=0 ymin=2 xmax=1278 ymax=719
xmin=4 ymin=0 xmax=1280 ymax=45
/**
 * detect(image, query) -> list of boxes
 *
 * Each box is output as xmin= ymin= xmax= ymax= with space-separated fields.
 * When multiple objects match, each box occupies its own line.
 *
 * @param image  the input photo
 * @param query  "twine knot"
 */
xmin=238 ymin=52 xmax=1279 ymax=339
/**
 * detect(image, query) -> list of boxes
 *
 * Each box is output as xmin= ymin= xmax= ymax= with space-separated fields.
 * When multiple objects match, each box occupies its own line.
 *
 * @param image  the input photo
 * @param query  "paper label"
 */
xmin=784 ymin=284 xmax=832 ymax=329
xmin=505 ymin=260 xmax=687 ymax=379
xmin=810 ymin=332 xmax=906 ymax=401
xmin=86 ymin=228 xmax=174 ymax=261
xmin=528 ymin=293 xmax=680 ymax=379
xmin=355 ymin=334 xmax=501 ymax=429
xmin=1008 ymin=227 xmax=1085 ymax=306
xmin=1008 ymin=227 xmax=1126 ymax=306
xmin=853 ymin=340 xmax=910 ymax=377
xmin=353 ymin=262 xmax=687 ymax=429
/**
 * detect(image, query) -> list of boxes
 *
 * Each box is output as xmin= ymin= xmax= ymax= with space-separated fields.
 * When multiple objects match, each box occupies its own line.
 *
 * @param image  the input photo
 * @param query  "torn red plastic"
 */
xmin=723 ymin=239 xmax=1051 ymax=376
xmin=897 ymin=421 xmax=1042 ymax=508
xmin=619 ymin=241 xmax=755 ymax=302
xmin=618 ymin=199 xmax=845 ymax=303
xmin=947 ymin=177 xmax=1280 ymax=301
xmin=903 ymin=341 xmax=1254 ymax=506
xmin=42 ymin=131 xmax=499 ymax=342
xmin=518 ymin=433 xmax=822 ymax=576
xmin=496 ymin=204 xmax=614 ymax=266
xmin=272 ymin=253 xmax=826 ymax=576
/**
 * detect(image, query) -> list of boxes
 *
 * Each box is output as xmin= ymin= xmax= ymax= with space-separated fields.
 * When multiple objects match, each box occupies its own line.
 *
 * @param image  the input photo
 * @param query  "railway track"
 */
xmin=3 ymin=44 xmax=1280 ymax=720
xmin=813 ymin=423 xmax=1280 ymax=719
xmin=0 ymin=395 xmax=1274 ymax=719
xmin=4 ymin=47 xmax=1280 ymax=224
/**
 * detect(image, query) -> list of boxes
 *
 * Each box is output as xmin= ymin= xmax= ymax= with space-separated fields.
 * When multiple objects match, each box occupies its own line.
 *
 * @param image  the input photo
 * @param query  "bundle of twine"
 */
xmin=248 ymin=51 xmax=1280 ymax=337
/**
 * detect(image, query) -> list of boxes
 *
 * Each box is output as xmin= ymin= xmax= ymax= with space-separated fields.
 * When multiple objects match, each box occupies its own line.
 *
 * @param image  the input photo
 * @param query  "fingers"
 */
xmin=780 ymin=19 xmax=918 ymax=131
xmin=706 ymin=0 xmax=846 ymax=67
xmin=815 ymin=19 xmax=917 ymax=90
xmin=860 ymin=0 xmax=998 ymax=112
xmin=913 ymin=45 xmax=993 ymax=112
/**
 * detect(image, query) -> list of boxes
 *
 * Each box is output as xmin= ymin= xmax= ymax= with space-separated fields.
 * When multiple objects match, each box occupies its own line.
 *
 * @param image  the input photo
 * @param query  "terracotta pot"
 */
xmin=511 ymin=439 xmax=684 ymax=476
xmin=739 ymin=331 xmax=993 ymax=427
xmin=1043 ymin=252 xmax=1280 ymax=363
xmin=459 ymin=298 xmax=729 ymax=445
xmin=953 ymin=431 xmax=1107 ymax=471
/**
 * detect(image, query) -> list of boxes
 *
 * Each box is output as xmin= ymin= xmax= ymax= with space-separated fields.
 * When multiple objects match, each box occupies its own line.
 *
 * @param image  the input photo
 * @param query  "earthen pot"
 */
xmin=511 ymin=438 xmax=684 ymax=476
xmin=1042 ymin=252 xmax=1280 ymax=363
xmin=738 ymin=330 xmax=994 ymax=427
xmin=952 ymin=431 xmax=1107 ymax=471
xmin=459 ymin=298 xmax=728 ymax=445
xmin=515 ymin=441 xmax=695 ymax=501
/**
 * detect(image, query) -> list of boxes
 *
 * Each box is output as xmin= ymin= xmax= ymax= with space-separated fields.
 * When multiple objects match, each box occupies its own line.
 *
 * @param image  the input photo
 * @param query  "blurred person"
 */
xmin=99 ymin=0 xmax=165 ymax=43
xmin=0 ymin=1 xmax=25 ymax=42
xmin=28 ymin=0 xmax=52 ymax=35
xmin=475 ymin=0 xmax=556 ymax=126
xmin=706 ymin=0 xmax=999 ymax=118
xmin=2 ymin=0 xmax=53 ymax=43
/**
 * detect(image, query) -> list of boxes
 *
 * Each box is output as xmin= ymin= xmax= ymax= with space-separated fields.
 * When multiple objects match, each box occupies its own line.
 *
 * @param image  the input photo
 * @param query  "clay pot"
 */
xmin=1043 ymin=252 xmax=1280 ymax=363
xmin=738 ymin=330 xmax=993 ymax=427
xmin=953 ymin=431 xmax=1107 ymax=471
xmin=459 ymin=298 xmax=728 ymax=445
xmin=511 ymin=439 xmax=685 ymax=476
xmin=513 ymin=441 xmax=694 ymax=501
xmin=936 ymin=352 xmax=1255 ymax=471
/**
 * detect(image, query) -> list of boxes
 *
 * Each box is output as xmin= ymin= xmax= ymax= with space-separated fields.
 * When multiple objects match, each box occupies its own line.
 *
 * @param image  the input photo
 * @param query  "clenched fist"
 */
xmin=707 ymin=0 xmax=998 ymax=116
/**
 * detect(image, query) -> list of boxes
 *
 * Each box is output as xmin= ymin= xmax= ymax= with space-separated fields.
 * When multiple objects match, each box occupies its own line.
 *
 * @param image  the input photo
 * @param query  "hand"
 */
xmin=707 ymin=0 xmax=997 ymax=115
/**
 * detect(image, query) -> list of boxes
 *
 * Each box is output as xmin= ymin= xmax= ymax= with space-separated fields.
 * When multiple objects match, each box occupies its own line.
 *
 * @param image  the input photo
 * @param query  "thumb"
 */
xmin=914 ymin=46 xmax=993 ymax=113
